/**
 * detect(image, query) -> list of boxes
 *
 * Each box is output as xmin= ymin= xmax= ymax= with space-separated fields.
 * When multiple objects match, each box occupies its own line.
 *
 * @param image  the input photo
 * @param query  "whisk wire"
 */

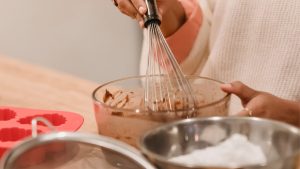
xmin=144 ymin=0 xmax=196 ymax=113
xmin=147 ymin=24 xmax=171 ymax=110
xmin=156 ymin=25 xmax=196 ymax=106
xmin=145 ymin=23 xmax=196 ymax=112
xmin=153 ymin=24 xmax=174 ymax=110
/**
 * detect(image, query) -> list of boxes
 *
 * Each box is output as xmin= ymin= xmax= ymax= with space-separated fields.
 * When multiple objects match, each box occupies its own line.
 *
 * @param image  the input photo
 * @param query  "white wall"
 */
xmin=0 ymin=0 xmax=142 ymax=83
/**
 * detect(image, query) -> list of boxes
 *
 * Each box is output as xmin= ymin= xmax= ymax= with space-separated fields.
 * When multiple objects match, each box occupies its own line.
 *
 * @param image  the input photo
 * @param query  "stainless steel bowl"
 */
xmin=139 ymin=117 xmax=300 ymax=169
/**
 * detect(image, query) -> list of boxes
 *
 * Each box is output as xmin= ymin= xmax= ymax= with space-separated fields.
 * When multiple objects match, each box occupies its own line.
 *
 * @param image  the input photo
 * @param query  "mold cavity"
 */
xmin=0 ymin=109 xmax=16 ymax=121
xmin=0 ymin=128 xmax=32 ymax=142
xmin=18 ymin=114 xmax=66 ymax=126
xmin=0 ymin=147 xmax=6 ymax=158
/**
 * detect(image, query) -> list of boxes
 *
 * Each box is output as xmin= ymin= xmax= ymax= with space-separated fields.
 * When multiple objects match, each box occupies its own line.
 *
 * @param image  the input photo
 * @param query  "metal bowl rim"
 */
xmin=0 ymin=132 xmax=156 ymax=169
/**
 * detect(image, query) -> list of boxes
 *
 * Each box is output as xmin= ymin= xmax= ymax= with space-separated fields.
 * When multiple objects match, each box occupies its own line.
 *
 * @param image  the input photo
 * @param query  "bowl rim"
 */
xmin=92 ymin=75 xmax=230 ymax=114
xmin=138 ymin=116 xmax=300 ymax=168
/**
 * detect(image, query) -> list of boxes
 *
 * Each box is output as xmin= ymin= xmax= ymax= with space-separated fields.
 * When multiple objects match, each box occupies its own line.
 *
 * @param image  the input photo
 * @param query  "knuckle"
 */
xmin=118 ymin=6 xmax=128 ymax=14
xmin=117 ymin=2 xmax=136 ymax=18
xmin=129 ymin=11 xmax=138 ymax=18
xmin=135 ymin=13 xmax=141 ymax=19
xmin=232 ymin=81 xmax=243 ymax=92
xmin=119 ymin=9 xmax=127 ymax=15
xmin=132 ymin=0 xmax=143 ymax=5
xmin=255 ymin=101 xmax=267 ymax=112
xmin=117 ymin=1 xmax=126 ymax=10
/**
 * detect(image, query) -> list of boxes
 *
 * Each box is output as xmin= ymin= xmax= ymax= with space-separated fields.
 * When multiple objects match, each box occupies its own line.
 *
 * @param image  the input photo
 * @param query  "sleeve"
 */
xmin=179 ymin=0 xmax=214 ymax=75
xmin=139 ymin=0 xmax=214 ymax=76
xmin=165 ymin=0 xmax=203 ymax=64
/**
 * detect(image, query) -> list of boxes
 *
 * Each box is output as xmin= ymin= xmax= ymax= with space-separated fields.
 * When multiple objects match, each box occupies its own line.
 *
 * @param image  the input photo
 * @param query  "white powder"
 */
xmin=169 ymin=134 xmax=267 ymax=168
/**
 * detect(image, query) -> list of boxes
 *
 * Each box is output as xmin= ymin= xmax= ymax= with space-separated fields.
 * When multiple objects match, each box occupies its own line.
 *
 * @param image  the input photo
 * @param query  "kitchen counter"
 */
xmin=0 ymin=56 xmax=98 ymax=133
xmin=1 ymin=56 xmax=299 ymax=169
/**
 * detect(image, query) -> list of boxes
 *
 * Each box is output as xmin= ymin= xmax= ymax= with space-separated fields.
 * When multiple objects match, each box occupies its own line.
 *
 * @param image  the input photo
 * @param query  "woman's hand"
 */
xmin=113 ymin=0 xmax=186 ymax=36
xmin=221 ymin=81 xmax=300 ymax=127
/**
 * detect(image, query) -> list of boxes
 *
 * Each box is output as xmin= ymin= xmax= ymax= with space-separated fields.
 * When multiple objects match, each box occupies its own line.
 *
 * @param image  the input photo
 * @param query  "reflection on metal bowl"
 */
xmin=139 ymin=117 xmax=300 ymax=169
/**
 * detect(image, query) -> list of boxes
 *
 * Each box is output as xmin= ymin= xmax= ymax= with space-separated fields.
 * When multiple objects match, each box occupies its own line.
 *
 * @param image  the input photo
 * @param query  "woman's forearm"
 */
xmin=287 ymin=100 xmax=300 ymax=127
xmin=160 ymin=1 xmax=186 ymax=37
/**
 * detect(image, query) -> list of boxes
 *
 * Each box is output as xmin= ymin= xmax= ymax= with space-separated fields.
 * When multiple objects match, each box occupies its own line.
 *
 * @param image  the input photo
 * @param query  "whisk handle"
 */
xmin=144 ymin=0 xmax=161 ymax=27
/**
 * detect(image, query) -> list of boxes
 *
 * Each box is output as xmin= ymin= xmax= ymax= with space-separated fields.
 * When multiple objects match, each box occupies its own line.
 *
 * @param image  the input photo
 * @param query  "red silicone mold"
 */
xmin=0 ymin=106 xmax=84 ymax=158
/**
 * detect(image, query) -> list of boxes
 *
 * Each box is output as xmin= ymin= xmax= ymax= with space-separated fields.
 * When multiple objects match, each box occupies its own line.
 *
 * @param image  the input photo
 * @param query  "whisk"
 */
xmin=143 ymin=0 xmax=196 ymax=114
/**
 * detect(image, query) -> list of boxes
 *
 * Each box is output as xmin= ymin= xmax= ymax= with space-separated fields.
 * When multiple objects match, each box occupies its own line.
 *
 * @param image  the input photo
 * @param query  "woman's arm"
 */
xmin=165 ymin=0 xmax=203 ymax=64
xmin=165 ymin=0 xmax=217 ymax=75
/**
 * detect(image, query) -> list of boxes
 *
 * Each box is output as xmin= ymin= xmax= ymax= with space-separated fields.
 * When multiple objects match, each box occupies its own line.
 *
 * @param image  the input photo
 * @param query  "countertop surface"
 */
xmin=1 ymin=56 xmax=299 ymax=169
xmin=0 ymin=56 xmax=98 ymax=133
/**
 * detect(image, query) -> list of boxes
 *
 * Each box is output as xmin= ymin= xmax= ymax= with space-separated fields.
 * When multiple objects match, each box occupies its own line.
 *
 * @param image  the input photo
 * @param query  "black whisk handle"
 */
xmin=144 ymin=0 xmax=161 ymax=27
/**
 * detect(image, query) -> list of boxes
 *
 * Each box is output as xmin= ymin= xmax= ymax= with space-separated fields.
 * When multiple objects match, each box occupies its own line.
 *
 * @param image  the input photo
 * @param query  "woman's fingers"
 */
xmin=115 ymin=0 xmax=147 ymax=27
xmin=131 ymin=0 xmax=147 ymax=15
xmin=222 ymin=81 xmax=300 ymax=127
xmin=237 ymin=107 xmax=256 ymax=117
xmin=112 ymin=0 xmax=118 ymax=7
xmin=221 ymin=81 xmax=258 ymax=105
xmin=117 ymin=0 xmax=139 ymax=19
xmin=136 ymin=14 xmax=144 ymax=27
xmin=221 ymin=81 xmax=259 ymax=117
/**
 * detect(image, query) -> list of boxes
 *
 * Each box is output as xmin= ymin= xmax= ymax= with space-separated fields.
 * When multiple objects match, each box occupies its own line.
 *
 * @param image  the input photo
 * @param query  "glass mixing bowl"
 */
xmin=92 ymin=75 xmax=230 ymax=147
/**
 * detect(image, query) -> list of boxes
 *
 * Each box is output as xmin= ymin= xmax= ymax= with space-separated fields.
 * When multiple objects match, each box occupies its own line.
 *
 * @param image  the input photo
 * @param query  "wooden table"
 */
xmin=0 ymin=56 xmax=98 ymax=133
xmin=1 ymin=56 xmax=300 ymax=168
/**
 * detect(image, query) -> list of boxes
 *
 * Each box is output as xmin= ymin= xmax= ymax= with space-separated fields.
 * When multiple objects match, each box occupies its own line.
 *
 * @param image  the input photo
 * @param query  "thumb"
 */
xmin=220 ymin=81 xmax=258 ymax=104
